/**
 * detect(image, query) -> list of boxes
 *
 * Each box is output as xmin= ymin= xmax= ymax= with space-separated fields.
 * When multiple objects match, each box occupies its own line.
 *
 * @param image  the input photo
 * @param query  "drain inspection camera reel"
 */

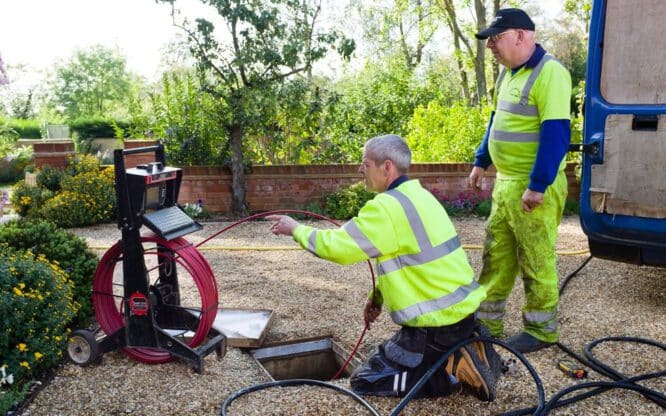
xmin=67 ymin=143 xmax=226 ymax=373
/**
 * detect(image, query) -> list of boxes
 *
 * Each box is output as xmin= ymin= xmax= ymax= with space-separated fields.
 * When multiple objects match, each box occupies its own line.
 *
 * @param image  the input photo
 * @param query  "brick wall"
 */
xmin=27 ymin=141 xmax=580 ymax=214
xmin=32 ymin=140 xmax=76 ymax=169
xmin=178 ymin=163 xmax=580 ymax=214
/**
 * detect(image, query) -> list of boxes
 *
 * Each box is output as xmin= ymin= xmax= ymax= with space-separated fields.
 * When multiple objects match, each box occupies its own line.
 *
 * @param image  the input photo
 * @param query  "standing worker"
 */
xmin=268 ymin=134 xmax=501 ymax=400
xmin=469 ymin=8 xmax=572 ymax=353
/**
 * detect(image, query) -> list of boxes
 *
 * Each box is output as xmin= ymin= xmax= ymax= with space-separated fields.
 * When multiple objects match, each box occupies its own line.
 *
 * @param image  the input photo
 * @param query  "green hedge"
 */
xmin=69 ymin=116 xmax=129 ymax=139
xmin=0 ymin=119 xmax=42 ymax=139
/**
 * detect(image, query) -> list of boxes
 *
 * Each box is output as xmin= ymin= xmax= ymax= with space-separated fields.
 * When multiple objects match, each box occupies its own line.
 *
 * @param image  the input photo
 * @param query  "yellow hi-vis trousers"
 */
xmin=477 ymin=172 xmax=567 ymax=343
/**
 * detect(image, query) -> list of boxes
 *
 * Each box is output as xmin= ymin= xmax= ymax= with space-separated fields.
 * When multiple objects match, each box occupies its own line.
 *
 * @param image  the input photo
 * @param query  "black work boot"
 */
xmin=506 ymin=332 xmax=555 ymax=353
xmin=445 ymin=344 xmax=498 ymax=401
xmin=472 ymin=322 xmax=503 ymax=381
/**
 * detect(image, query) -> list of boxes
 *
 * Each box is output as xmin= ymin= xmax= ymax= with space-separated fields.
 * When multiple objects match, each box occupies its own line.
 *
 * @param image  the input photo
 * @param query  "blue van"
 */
xmin=578 ymin=0 xmax=666 ymax=266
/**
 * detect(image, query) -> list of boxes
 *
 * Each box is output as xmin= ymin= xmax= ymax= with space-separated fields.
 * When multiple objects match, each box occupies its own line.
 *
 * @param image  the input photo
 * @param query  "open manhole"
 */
xmin=251 ymin=336 xmax=362 ymax=381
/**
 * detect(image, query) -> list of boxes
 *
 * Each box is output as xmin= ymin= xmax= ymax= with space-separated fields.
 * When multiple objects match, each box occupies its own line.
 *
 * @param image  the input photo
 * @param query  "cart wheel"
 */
xmin=67 ymin=329 xmax=100 ymax=366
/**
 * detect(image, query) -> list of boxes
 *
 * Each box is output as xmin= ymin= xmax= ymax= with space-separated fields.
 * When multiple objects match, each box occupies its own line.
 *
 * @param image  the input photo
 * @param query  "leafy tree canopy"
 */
xmin=158 ymin=0 xmax=355 ymax=214
xmin=47 ymin=45 xmax=132 ymax=120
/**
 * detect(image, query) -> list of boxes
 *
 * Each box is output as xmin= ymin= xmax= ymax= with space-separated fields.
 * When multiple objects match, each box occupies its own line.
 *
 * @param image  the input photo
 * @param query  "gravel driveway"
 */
xmin=22 ymin=216 xmax=665 ymax=415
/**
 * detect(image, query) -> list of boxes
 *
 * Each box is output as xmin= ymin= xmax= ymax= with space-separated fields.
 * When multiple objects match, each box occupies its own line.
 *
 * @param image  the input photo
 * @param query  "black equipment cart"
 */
xmin=66 ymin=143 xmax=225 ymax=373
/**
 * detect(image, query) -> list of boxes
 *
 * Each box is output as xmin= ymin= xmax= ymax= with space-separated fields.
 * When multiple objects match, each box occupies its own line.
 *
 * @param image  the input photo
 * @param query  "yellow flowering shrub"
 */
xmin=10 ymin=154 xmax=116 ymax=228
xmin=0 ymin=220 xmax=98 ymax=325
xmin=0 ymin=245 xmax=78 ymax=413
xmin=40 ymin=166 xmax=115 ymax=228
xmin=9 ymin=181 xmax=53 ymax=217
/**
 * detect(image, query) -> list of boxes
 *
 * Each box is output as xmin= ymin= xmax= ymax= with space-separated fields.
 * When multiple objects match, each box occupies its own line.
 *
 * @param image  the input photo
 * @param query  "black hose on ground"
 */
xmin=219 ymin=379 xmax=381 ymax=416
xmin=500 ymin=255 xmax=666 ymax=415
xmin=558 ymin=254 xmax=593 ymax=294
xmin=217 ymin=336 xmax=545 ymax=416
xmin=535 ymin=376 xmax=666 ymax=416
xmin=217 ymin=226 xmax=664 ymax=415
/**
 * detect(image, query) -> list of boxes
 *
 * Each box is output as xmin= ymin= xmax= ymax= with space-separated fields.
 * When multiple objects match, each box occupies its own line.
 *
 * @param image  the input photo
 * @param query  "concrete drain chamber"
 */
xmin=251 ymin=336 xmax=361 ymax=381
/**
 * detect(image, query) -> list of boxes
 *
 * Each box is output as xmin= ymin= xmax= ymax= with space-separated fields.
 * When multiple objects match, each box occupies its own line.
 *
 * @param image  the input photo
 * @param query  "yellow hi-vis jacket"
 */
xmin=489 ymin=54 xmax=571 ymax=180
xmin=292 ymin=179 xmax=486 ymax=327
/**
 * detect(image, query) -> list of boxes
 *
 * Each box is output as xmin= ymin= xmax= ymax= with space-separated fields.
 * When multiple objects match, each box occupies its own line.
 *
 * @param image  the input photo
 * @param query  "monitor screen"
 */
xmin=145 ymin=183 xmax=165 ymax=210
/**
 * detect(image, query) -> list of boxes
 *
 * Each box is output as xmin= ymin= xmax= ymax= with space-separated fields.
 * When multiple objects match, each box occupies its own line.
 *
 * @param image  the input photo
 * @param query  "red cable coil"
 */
xmin=93 ymin=235 xmax=218 ymax=363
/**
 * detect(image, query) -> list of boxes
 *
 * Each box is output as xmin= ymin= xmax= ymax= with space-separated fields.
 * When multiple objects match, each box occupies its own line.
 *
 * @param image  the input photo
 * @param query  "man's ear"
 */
xmin=383 ymin=159 xmax=393 ymax=174
xmin=515 ymin=29 xmax=524 ymax=44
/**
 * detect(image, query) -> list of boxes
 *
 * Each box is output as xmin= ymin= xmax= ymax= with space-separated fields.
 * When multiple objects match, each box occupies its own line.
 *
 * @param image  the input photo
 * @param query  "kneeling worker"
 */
xmin=267 ymin=134 xmax=502 ymax=400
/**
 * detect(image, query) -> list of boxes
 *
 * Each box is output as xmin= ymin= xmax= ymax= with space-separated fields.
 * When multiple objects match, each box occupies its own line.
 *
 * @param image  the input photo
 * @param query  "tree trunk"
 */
xmin=229 ymin=124 xmax=248 ymax=216
xmin=490 ymin=0 xmax=500 ymax=88
xmin=473 ymin=0 xmax=488 ymax=103
xmin=440 ymin=0 xmax=471 ymax=103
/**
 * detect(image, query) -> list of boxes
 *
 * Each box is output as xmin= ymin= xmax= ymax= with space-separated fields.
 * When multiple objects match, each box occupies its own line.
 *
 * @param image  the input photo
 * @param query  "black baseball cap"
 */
xmin=475 ymin=8 xmax=535 ymax=40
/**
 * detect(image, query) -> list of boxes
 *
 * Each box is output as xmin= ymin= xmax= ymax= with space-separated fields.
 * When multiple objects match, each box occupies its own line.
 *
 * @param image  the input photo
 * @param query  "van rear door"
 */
xmin=580 ymin=0 xmax=666 ymax=266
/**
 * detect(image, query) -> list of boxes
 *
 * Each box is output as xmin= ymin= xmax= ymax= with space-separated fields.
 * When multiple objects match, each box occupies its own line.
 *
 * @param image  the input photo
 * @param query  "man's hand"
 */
xmin=468 ymin=166 xmax=486 ymax=189
xmin=265 ymin=215 xmax=299 ymax=236
xmin=521 ymin=189 xmax=544 ymax=212
xmin=363 ymin=299 xmax=382 ymax=325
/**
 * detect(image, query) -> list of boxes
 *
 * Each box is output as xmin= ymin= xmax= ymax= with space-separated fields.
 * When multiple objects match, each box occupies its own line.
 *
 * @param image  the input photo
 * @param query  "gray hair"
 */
xmin=364 ymin=134 xmax=412 ymax=173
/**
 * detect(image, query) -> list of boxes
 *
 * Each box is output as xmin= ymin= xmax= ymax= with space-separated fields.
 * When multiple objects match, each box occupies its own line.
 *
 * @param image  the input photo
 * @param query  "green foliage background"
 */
xmin=407 ymin=101 xmax=492 ymax=162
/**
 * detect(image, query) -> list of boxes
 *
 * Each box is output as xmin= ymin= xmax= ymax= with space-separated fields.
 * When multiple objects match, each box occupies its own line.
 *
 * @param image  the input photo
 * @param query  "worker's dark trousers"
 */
xmin=350 ymin=315 xmax=475 ymax=397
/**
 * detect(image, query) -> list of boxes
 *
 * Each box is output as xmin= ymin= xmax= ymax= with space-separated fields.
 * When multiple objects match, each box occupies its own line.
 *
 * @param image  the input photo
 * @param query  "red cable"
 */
xmin=196 ymin=209 xmax=377 ymax=380
xmin=332 ymin=322 xmax=370 ymax=381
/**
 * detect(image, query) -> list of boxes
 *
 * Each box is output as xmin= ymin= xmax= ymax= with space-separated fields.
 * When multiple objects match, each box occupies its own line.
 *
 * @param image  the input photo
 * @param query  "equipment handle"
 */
xmin=122 ymin=144 xmax=161 ymax=156
xmin=116 ymin=142 xmax=166 ymax=166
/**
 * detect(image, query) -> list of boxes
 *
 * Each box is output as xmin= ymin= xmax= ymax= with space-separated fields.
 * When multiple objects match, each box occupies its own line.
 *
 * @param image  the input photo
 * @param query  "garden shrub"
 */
xmin=0 ymin=125 xmax=32 ymax=183
xmin=406 ymin=101 xmax=492 ymax=162
xmin=9 ymin=181 xmax=53 ymax=217
xmin=36 ymin=165 xmax=67 ymax=192
xmin=11 ymin=154 xmax=116 ymax=228
xmin=0 ymin=220 xmax=98 ymax=325
xmin=324 ymin=182 xmax=376 ymax=219
xmin=0 ymin=125 xmax=19 ymax=157
xmin=65 ymin=153 xmax=104 ymax=177
xmin=0 ymin=149 xmax=33 ymax=184
xmin=431 ymin=189 xmax=492 ymax=218
xmin=0 ymin=245 xmax=79 ymax=414
xmin=40 ymin=167 xmax=115 ymax=228
xmin=473 ymin=199 xmax=492 ymax=218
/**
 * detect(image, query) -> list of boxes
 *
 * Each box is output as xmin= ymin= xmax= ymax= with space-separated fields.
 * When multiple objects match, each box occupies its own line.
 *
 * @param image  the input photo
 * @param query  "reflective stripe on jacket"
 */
xmin=292 ymin=179 xmax=485 ymax=327
xmin=489 ymin=54 xmax=571 ymax=179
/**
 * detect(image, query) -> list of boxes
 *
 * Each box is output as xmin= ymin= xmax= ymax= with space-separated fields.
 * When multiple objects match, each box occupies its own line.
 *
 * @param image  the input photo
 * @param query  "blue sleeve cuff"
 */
xmin=528 ymin=180 xmax=549 ymax=193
